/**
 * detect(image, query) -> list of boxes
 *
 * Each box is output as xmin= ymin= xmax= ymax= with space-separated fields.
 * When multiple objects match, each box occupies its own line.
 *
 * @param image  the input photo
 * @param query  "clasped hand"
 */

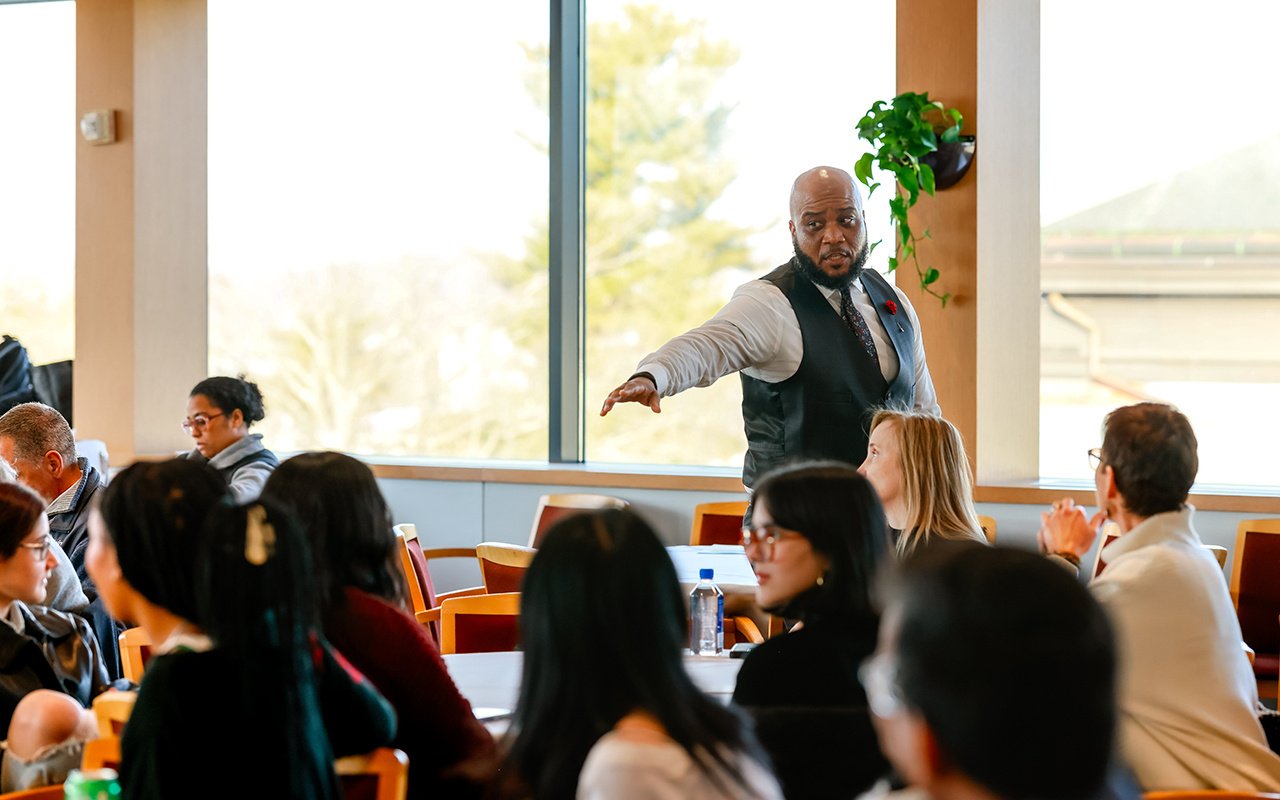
xmin=1038 ymin=497 xmax=1107 ymax=560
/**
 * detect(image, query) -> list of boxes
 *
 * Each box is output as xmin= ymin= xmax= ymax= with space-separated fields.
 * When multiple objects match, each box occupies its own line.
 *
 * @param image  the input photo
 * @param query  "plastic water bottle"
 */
xmin=689 ymin=568 xmax=724 ymax=655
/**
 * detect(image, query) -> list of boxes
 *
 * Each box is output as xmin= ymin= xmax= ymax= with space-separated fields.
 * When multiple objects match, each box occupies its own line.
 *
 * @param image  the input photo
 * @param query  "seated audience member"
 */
xmin=857 ymin=410 xmax=987 ymax=557
xmin=263 ymin=452 xmax=496 ymax=799
xmin=0 ymin=453 xmax=87 ymax=614
xmin=1039 ymin=402 xmax=1280 ymax=790
xmin=86 ymin=459 xmax=396 ymax=799
xmin=734 ymin=461 xmax=891 ymax=798
xmin=0 ymin=482 xmax=113 ymax=792
xmin=183 ymin=375 xmax=278 ymax=502
xmin=498 ymin=508 xmax=782 ymax=799
xmin=864 ymin=546 xmax=1123 ymax=800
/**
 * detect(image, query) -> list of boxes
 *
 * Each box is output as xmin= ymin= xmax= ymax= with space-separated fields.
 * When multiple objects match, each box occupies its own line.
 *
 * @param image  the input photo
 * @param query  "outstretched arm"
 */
xmin=598 ymin=281 xmax=794 ymax=418
xmin=600 ymin=374 xmax=662 ymax=416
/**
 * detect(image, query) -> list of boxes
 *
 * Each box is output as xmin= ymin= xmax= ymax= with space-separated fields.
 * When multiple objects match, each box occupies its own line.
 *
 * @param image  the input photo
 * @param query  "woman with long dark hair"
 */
xmin=499 ymin=507 xmax=781 ymax=799
xmin=263 ymin=451 xmax=496 ymax=798
xmin=86 ymin=459 xmax=394 ymax=798
xmin=183 ymin=375 xmax=278 ymax=501
xmin=734 ymin=461 xmax=892 ymax=798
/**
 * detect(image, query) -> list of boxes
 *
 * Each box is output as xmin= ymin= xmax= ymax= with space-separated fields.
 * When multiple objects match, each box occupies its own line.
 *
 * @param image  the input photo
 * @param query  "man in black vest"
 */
xmin=601 ymin=166 xmax=939 ymax=489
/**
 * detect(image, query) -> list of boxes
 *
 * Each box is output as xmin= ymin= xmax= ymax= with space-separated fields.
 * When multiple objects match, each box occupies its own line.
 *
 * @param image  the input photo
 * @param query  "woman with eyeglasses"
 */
xmin=857 ymin=409 xmax=987 ymax=558
xmin=0 ymin=481 xmax=114 ymax=792
xmin=183 ymin=375 xmax=278 ymax=502
xmin=734 ymin=461 xmax=892 ymax=799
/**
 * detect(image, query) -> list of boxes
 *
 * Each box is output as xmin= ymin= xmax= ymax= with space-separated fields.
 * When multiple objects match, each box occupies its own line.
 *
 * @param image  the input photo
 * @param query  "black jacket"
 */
xmin=0 ymin=603 xmax=112 ymax=730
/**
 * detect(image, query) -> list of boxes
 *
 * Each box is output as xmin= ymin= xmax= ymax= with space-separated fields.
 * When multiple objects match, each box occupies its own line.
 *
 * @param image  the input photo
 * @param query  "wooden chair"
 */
xmin=1146 ymin=788 xmax=1280 ymax=793
xmin=92 ymin=688 xmax=137 ymax=737
xmin=81 ymin=735 xmax=121 ymax=771
xmin=977 ymin=514 xmax=997 ymax=544
xmin=119 ymin=626 xmax=152 ymax=683
xmin=726 ymin=616 xmax=764 ymax=646
xmin=335 ymin=747 xmax=411 ymax=800
xmin=439 ymin=592 xmax=521 ymax=655
xmin=1091 ymin=523 xmax=1123 ymax=578
xmin=0 ymin=786 xmax=67 ymax=800
xmin=690 ymin=500 xmax=749 ymax=546
xmin=1230 ymin=519 xmax=1280 ymax=681
xmin=528 ymin=494 xmax=628 ymax=548
xmin=78 ymin=737 xmax=409 ymax=800
xmin=394 ymin=524 xmax=484 ymax=643
xmin=1204 ymin=544 xmax=1229 ymax=572
xmin=476 ymin=542 xmax=537 ymax=594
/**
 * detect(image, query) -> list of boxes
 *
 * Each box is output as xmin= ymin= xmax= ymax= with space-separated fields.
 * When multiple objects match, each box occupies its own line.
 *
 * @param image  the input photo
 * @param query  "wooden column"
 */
xmin=897 ymin=0 xmax=980 ymax=468
xmin=74 ymin=0 xmax=207 ymax=462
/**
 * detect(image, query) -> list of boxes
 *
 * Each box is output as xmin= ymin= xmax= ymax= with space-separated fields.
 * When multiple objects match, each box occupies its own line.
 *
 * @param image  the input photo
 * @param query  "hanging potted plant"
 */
xmin=854 ymin=91 xmax=974 ymax=307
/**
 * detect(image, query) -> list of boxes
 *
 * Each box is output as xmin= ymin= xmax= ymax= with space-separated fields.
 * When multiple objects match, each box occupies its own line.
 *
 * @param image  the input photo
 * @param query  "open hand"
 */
xmin=600 ymin=376 xmax=662 ymax=416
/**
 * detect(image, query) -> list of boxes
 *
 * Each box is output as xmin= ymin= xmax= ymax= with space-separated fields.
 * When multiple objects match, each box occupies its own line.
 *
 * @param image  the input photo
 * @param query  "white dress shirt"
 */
xmin=636 ymin=272 xmax=940 ymax=414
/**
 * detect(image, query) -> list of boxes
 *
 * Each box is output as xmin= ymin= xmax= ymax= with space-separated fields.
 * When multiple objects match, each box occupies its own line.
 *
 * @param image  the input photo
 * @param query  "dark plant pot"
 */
xmin=921 ymin=135 xmax=976 ymax=190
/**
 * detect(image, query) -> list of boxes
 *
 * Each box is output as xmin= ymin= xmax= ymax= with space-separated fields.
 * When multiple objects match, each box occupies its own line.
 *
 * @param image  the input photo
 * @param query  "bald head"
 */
xmin=790 ymin=166 xmax=863 ymax=222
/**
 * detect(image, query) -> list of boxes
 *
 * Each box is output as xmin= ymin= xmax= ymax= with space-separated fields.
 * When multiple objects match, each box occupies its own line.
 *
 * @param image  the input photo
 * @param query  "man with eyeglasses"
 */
xmin=1038 ymin=403 xmax=1280 ymax=790
xmin=860 ymin=546 xmax=1131 ymax=800
xmin=0 ymin=402 xmax=124 ymax=680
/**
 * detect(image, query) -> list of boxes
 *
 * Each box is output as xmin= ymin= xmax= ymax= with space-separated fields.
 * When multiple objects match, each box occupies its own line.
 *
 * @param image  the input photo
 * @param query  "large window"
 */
xmin=1040 ymin=0 xmax=1280 ymax=488
xmin=583 ymin=0 xmax=896 ymax=466
xmin=208 ymin=1 xmax=549 ymax=459
xmin=0 ymin=1 xmax=75 ymax=365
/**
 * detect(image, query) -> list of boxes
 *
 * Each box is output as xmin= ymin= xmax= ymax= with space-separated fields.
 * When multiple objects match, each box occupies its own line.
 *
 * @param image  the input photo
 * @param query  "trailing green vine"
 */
xmin=854 ymin=91 xmax=963 ymax=307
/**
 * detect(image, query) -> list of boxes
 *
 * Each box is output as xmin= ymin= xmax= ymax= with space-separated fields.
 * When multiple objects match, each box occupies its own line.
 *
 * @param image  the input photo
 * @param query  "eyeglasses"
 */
xmin=1087 ymin=447 xmax=1104 ymax=471
xmin=858 ymin=652 xmax=906 ymax=718
xmin=741 ymin=523 xmax=801 ymax=561
xmin=17 ymin=535 xmax=53 ymax=561
xmin=181 ymin=413 xmax=224 ymax=434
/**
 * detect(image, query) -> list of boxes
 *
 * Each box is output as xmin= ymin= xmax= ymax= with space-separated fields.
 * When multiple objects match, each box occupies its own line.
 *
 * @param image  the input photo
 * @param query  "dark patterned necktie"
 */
xmin=839 ymin=286 xmax=879 ymax=361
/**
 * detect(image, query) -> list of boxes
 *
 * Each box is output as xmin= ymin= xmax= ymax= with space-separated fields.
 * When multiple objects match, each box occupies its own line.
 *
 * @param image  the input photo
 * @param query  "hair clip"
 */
xmin=244 ymin=504 xmax=276 ymax=565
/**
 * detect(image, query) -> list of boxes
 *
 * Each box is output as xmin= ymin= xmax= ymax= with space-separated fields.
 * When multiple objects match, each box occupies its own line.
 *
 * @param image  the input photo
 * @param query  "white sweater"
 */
xmin=1092 ymin=506 xmax=1280 ymax=790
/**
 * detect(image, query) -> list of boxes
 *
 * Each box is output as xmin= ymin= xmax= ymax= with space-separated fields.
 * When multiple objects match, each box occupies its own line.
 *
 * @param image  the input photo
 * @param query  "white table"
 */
xmin=666 ymin=545 xmax=757 ymax=595
xmin=443 ymin=650 xmax=743 ymax=716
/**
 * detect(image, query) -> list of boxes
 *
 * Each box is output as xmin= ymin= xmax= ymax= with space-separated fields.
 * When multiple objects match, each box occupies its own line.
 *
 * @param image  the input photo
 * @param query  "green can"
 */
xmin=63 ymin=767 xmax=121 ymax=800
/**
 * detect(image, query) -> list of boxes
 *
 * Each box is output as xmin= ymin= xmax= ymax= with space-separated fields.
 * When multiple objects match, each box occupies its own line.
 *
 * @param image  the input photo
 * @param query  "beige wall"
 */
xmin=75 ymin=0 xmax=207 ymax=462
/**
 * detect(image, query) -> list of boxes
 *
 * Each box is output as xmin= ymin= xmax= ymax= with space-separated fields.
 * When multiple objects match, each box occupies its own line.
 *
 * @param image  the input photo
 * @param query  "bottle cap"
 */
xmin=699 ymin=568 xmax=714 ymax=580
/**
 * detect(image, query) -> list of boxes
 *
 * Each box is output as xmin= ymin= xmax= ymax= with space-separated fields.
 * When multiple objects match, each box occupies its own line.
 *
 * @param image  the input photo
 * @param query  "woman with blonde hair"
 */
xmin=857 ymin=409 xmax=987 ymax=557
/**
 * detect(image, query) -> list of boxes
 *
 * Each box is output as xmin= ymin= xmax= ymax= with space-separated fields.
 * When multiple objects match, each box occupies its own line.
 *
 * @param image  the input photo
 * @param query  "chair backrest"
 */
xmin=690 ymin=501 xmax=749 ymax=546
xmin=439 ymin=592 xmax=521 ymax=655
xmin=1141 ymin=788 xmax=1280 ymax=793
xmin=727 ymin=615 xmax=764 ymax=646
xmin=476 ymin=543 xmax=537 ymax=594
xmin=528 ymin=494 xmax=629 ymax=548
xmin=93 ymin=688 xmax=138 ymax=737
xmin=81 ymin=735 xmax=122 ymax=771
xmin=1091 ymin=524 xmax=1123 ymax=578
xmin=0 ymin=785 xmax=68 ymax=799
xmin=394 ymin=524 xmax=433 ymax=615
xmin=118 ymin=626 xmax=153 ymax=684
xmin=335 ymin=747 xmax=410 ymax=800
xmin=977 ymin=514 xmax=997 ymax=544
xmin=1203 ymin=544 xmax=1229 ymax=572
xmin=1230 ymin=519 xmax=1280 ymax=657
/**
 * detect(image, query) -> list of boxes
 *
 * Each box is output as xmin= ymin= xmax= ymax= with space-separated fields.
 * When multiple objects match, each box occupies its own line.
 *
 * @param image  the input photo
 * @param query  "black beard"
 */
xmin=792 ymin=236 xmax=870 ymax=290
